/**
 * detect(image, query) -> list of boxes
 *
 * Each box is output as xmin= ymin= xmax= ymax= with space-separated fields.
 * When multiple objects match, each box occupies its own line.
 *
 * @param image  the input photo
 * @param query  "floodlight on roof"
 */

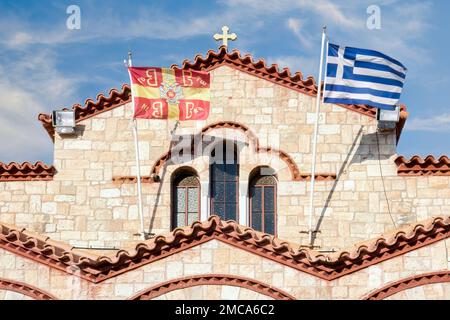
xmin=377 ymin=105 xmax=400 ymax=131
xmin=52 ymin=110 xmax=75 ymax=134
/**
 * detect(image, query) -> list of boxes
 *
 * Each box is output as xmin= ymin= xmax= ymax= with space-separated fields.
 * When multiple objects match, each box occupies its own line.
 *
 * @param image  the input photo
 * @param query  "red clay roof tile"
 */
xmin=395 ymin=155 xmax=450 ymax=176
xmin=0 ymin=161 xmax=55 ymax=181
xmin=38 ymin=47 xmax=409 ymax=141
xmin=1 ymin=215 xmax=449 ymax=283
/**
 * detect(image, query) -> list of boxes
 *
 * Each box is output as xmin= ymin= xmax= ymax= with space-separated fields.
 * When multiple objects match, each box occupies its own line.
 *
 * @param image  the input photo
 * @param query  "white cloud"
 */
xmin=223 ymin=0 xmax=362 ymax=29
xmin=267 ymin=55 xmax=319 ymax=78
xmin=286 ymin=18 xmax=313 ymax=49
xmin=406 ymin=113 xmax=450 ymax=132
xmin=0 ymin=50 xmax=82 ymax=163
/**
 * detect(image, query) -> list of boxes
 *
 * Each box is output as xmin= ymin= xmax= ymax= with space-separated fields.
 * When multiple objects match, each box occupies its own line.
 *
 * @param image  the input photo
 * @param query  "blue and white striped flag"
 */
xmin=323 ymin=43 xmax=407 ymax=110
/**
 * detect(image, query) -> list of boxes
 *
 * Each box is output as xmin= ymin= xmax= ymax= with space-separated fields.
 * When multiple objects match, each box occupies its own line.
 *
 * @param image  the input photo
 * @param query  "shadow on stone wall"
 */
xmin=311 ymin=126 xmax=364 ymax=247
xmin=349 ymin=131 xmax=394 ymax=165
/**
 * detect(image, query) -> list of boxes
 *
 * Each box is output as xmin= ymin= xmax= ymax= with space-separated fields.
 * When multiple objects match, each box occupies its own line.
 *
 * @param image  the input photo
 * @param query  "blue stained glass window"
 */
xmin=225 ymin=202 xmax=237 ymax=220
xmin=251 ymin=187 xmax=262 ymax=212
xmin=172 ymin=171 xmax=200 ymax=230
xmin=251 ymin=210 xmax=262 ymax=231
xmin=264 ymin=210 xmax=275 ymax=234
xmin=250 ymin=171 xmax=277 ymax=235
xmin=264 ymin=187 xmax=275 ymax=212
xmin=213 ymin=202 xmax=225 ymax=219
xmin=212 ymin=182 xmax=225 ymax=202
xmin=210 ymin=141 xmax=238 ymax=221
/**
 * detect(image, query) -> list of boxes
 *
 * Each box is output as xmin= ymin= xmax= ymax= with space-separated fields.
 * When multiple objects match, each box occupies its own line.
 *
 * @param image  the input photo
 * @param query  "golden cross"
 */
xmin=213 ymin=26 xmax=237 ymax=48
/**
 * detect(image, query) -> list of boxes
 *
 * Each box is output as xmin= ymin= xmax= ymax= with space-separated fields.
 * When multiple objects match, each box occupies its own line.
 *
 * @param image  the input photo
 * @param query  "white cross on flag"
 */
xmin=323 ymin=43 xmax=407 ymax=110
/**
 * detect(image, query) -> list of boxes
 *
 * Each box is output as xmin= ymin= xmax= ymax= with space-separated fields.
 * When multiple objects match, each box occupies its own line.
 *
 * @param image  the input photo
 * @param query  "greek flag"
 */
xmin=323 ymin=43 xmax=407 ymax=110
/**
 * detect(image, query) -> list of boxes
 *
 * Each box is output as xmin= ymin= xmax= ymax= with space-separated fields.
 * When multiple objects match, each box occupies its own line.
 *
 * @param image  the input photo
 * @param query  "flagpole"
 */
xmin=127 ymin=51 xmax=146 ymax=241
xmin=308 ymin=26 xmax=327 ymax=247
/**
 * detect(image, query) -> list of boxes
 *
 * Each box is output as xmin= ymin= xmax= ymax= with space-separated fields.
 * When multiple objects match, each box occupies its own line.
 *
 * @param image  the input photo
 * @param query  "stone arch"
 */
xmin=363 ymin=271 xmax=450 ymax=300
xmin=150 ymin=121 xmax=302 ymax=181
xmin=0 ymin=278 xmax=57 ymax=300
xmin=128 ymin=274 xmax=295 ymax=300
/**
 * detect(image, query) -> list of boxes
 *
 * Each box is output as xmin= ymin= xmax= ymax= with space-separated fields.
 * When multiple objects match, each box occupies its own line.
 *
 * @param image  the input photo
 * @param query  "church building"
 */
xmin=0 ymin=44 xmax=449 ymax=300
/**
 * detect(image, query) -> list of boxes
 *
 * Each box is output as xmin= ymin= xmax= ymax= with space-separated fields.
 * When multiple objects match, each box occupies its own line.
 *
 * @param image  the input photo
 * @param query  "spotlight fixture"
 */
xmin=377 ymin=105 xmax=400 ymax=131
xmin=52 ymin=110 xmax=75 ymax=134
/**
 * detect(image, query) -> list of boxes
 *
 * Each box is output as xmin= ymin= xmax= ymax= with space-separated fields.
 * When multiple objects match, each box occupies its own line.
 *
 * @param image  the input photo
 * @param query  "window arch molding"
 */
xmin=248 ymin=166 xmax=277 ymax=235
xmin=171 ymin=166 xmax=201 ymax=230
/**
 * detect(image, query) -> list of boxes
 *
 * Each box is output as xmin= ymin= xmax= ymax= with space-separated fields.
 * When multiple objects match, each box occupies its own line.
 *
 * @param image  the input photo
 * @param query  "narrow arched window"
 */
xmin=210 ymin=141 xmax=239 ymax=221
xmin=249 ymin=172 xmax=277 ymax=235
xmin=172 ymin=170 xmax=200 ymax=229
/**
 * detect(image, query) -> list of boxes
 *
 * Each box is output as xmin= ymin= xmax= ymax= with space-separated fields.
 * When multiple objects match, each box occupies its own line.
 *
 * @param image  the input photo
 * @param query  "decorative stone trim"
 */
xmin=363 ymin=271 xmax=450 ymax=300
xmin=112 ymin=176 xmax=155 ymax=184
xmin=128 ymin=274 xmax=296 ymax=300
xmin=148 ymin=121 xmax=336 ymax=182
xmin=395 ymin=155 xmax=450 ymax=176
xmin=1 ymin=215 xmax=449 ymax=283
xmin=0 ymin=161 xmax=56 ymax=182
xmin=0 ymin=278 xmax=57 ymax=300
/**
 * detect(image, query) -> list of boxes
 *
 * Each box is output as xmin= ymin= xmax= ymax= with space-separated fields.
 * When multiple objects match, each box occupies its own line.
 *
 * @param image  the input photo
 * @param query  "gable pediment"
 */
xmin=37 ymin=46 xmax=407 ymax=142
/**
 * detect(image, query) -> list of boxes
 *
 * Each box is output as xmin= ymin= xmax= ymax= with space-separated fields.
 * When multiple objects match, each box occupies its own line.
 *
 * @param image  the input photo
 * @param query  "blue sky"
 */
xmin=0 ymin=0 xmax=448 ymax=164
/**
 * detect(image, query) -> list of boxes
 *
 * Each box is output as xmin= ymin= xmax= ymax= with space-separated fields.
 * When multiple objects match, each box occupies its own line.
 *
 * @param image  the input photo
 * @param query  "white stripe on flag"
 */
xmin=325 ymin=77 xmax=403 ymax=93
xmin=353 ymin=67 xmax=406 ymax=83
xmin=355 ymin=54 xmax=406 ymax=74
xmin=323 ymin=90 xmax=398 ymax=105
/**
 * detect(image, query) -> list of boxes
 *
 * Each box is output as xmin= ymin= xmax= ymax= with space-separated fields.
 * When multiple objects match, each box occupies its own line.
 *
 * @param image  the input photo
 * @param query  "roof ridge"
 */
xmin=1 ymin=214 xmax=449 ymax=282
xmin=395 ymin=154 xmax=450 ymax=176
xmin=37 ymin=47 xmax=407 ymax=142
xmin=0 ymin=161 xmax=56 ymax=182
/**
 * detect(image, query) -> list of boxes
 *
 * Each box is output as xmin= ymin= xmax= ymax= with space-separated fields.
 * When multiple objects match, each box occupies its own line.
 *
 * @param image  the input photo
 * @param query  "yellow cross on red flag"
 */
xmin=128 ymin=67 xmax=210 ymax=120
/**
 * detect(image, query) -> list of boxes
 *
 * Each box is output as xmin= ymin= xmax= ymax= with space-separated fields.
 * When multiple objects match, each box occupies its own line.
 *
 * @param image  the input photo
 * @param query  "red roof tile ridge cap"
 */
xmin=172 ymin=46 xmax=315 ymax=86
xmin=396 ymin=154 xmax=450 ymax=163
xmin=82 ymin=215 xmax=450 ymax=265
xmin=38 ymin=83 xmax=131 ymax=125
xmin=0 ymin=161 xmax=53 ymax=170
xmin=0 ymin=221 xmax=101 ymax=263
xmin=91 ymin=215 xmax=221 ymax=263
xmin=326 ymin=216 xmax=450 ymax=262
xmin=2 ymin=215 xmax=449 ymax=274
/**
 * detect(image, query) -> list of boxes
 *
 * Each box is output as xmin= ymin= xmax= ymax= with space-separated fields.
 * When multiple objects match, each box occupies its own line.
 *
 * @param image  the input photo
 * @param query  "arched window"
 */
xmin=172 ymin=169 xmax=200 ymax=229
xmin=210 ymin=141 xmax=239 ymax=221
xmin=249 ymin=169 xmax=277 ymax=235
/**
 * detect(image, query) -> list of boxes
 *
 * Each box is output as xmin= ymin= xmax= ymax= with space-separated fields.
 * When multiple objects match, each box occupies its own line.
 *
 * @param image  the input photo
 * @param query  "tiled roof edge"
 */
xmin=0 ymin=215 xmax=449 ymax=283
xmin=0 ymin=161 xmax=56 ymax=182
xmin=38 ymin=84 xmax=131 ymax=141
xmin=37 ymin=47 xmax=400 ymax=141
xmin=395 ymin=155 xmax=450 ymax=176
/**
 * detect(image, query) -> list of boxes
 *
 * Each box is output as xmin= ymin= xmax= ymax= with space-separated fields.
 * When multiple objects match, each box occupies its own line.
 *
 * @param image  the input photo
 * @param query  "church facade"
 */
xmin=0 ymin=47 xmax=449 ymax=300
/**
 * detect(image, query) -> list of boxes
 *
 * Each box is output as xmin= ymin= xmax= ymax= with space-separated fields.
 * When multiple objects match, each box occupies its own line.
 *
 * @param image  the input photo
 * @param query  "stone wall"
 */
xmin=0 ymin=65 xmax=448 ymax=250
xmin=386 ymin=282 xmax=450 ymax=300
xmin=0 ymin=238 xmax=449 ymax=300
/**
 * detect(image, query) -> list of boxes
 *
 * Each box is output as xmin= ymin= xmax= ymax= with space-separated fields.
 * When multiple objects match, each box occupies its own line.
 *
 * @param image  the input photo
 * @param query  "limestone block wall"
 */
xmin=0 ymin=239 xmax=449 ymax=300
xmin=0 ymin=290 xmax=32 ymax=300
xmin=0 ymin=65 xmax=448 ymax=250
xmin=386 ymin=282 xmax=450 ymax=300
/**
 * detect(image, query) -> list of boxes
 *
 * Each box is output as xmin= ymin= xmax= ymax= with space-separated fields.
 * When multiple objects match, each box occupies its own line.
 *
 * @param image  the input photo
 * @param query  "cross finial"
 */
xmin=213 ymin=25 xmax=237 ymax=48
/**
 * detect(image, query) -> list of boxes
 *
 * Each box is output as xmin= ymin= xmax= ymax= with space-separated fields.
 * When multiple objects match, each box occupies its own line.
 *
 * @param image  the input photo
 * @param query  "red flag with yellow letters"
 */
xmin=128 ymin=67 xmax=210 ymax=120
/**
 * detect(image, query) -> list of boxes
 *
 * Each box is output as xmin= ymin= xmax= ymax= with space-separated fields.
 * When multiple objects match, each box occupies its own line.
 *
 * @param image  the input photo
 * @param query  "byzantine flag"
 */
xmin=128 ymin=67 xmax=210 ymax=120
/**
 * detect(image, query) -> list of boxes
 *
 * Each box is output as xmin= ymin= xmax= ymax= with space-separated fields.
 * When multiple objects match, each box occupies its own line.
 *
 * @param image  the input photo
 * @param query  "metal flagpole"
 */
xmin=308 ymin=26 xmax=327 ymax=246
xmin=126 ymin=51 xmax=146 ymax=241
